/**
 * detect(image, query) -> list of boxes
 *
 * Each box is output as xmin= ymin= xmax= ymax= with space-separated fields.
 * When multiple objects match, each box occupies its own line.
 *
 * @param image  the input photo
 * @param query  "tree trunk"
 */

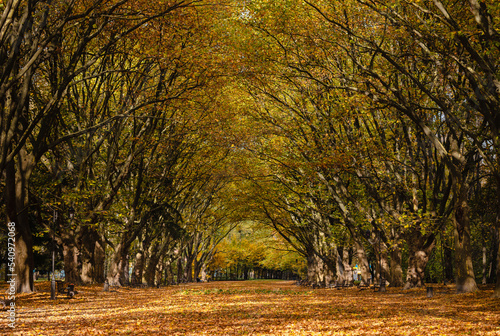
xmin=307 ymin=250 xmax=324 ymax=285
xmin=390 ymin=245 xmax=404 ymax=287
xmin=482 ymin=246 xmax=487 ymax=285
xmin=177 ymin=256 xmax=183 ymax=283
xmin=200 ymin=263 xmax=208 ymax=282
xmin=493 ymin=213 xmax=500 ymax=297
xmin=354 ymin=241 xmax=370 ymax=285
xmin=5 ymin=151 xmax=35 ymax=293
xmin=340 ymin=248 xmax=353 ymax=284
xmin=166 ymin=262 xmax=174 ymax=284
xmin=94 ymin=238 xmax=106 ymax=283
xmin=145 ymin=242 xmax=160 ymax=286
xmin=79 ymin=226 xmax=99 ymax=284
xmin=155 ymin=262 xmax=164 ymax=286
xmin=489 ymin=227 xmax=499 ymax=283
xmin=373 ymin=240 xmax=390 ymax=285
xmin=62 ymin=235 xmax=81 ymax=284
xmin=404 ymin=250 xmax=431 ymax=289
xmin=107 ymin=243 xmax=129 ymax=286
xmin=494 ymin=237 xmax=500 ymax=297
xmin=454 ymin=200 xmax=478 ymax=293
xmin=403 ymin=234 xmax=435 ymax=289
xmin=132 ymin=251 xmax=145 ymax=285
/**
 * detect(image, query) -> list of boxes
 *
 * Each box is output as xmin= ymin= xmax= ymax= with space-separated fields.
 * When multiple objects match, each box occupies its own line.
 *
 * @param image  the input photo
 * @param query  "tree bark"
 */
xmin=494 ymin=237 xmax=500 ymax=297
xmin=404 ymin=250 xmax=431 ymax=289
xmin=107 ymin=243 xmax=130 ymax=286
xmin=79 ymin=226 xmax=106 ymax=284
xmin=403 ymin=233 xmax=435 ymax=289
xmin=61 ymin=234 xmax=81 ymax=284
xmin=389 ymin=245 xmax=404 ymax=287
xmin=307 ymin=250 xmax=324 ymax=285
xmin=353 ymin=240 xmax=370 ymax=285
xmin=177 ymin=256 xmax=184 ymax=283
xmin=5 ymin=150 xmax=35 ymax=293
xmin=489 ymin=227 xmax=499 ymax=283
xmin=454 ymin=200 xmax=478 ymax=293
xmin=132 ymin=250 xmax=146 ymax=285
xmin=144 ymin=242 xmax=160 ymax=286
xmin=339 ymin=247 xmax=353 ymax=284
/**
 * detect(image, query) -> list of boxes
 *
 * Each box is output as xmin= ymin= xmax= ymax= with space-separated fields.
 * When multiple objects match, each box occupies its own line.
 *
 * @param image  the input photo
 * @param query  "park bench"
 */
xmin=56 ymin=280 xmax=77 ymax=298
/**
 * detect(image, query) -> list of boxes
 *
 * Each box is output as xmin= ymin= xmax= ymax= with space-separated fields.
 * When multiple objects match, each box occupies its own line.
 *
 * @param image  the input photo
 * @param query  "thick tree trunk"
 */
xmin=107 ymin=243 xmax=129 ymax=286
xmin=454 ymin=200 xmax=478 ymax=293
xmin=177 ymin=256 xmax=184 ymax=283
xmin=404 ymin=250 xmax=431 ymax=289
xmin=307 ymin=250 xmax=324 ymax=285
xmin=200 ymin=263 xmax=208 ymax=282
xmin=340 ymin=248 xmax=353 ymax=284
xmin=323 ymin=260 xmax=335 ymax=286
xmin=94 ymin=238 xmax=106 ymax=283
xmin=166 ymin=262 xmax=174 ymax=284
xmin=403 ymin=233 xmax=435 ymax=289
xmin=62 ymin=236 xmax=81 ymax=284
xmin=489 ymin=227 xmax=499 ymax=283
xmin=155 ymin=262 xmax=164 ymax=286
xmin=390 ymin=245 xmax=404 ymax=287
xmin=494 ymin=239 xmax=500 ymax=297
xmin=354 ymin=241 xmax=370 ymax=285
xmin=132 ymin=251 xmax=145 ymax=285
xmin=380 ymin=249 xmax=390 ymax=284
xmin=79 ymin=227 xmax=98 ymax=283
xmin=184 ymin=255 xmax=193 ymax=282
xmin=5 ymin=152 xmax=35 ymax=293
xmin=14 ymin=219 xmax=34 ymax=293
xmin=373 ymin=240 xmax=390 ymax=285
xmin=145 ymin=242 xmax=160 ymax=286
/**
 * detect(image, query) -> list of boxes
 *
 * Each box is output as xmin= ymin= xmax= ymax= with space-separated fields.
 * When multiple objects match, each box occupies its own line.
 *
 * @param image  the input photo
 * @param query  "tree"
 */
xmin=1 ymin=0 xmax=199 ymax=292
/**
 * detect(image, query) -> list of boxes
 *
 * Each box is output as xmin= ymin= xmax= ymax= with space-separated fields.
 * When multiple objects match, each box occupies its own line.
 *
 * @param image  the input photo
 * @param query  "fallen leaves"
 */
xmin=2 ymin=280 xmax=500 ymax=335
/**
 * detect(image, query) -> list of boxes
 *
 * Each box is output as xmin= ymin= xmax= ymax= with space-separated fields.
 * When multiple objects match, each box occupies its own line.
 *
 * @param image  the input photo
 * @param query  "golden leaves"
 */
xmin=8 ymin=280 xmax=500 ymax=335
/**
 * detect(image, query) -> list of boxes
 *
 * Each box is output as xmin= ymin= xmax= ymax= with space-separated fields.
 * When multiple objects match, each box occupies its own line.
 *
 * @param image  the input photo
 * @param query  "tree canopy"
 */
xmin=1 ymin=0 xmax=500 ymax=298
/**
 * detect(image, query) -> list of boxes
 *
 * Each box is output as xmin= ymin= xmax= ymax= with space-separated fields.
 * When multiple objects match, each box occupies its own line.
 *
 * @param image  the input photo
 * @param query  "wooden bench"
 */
xmin=56 ymin=281 xmax=76 ymax=298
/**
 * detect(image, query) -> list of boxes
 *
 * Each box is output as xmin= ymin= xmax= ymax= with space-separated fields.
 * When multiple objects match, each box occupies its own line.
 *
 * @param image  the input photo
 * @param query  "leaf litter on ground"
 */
xmin=1 ymin=280 xmax=499 ymax=335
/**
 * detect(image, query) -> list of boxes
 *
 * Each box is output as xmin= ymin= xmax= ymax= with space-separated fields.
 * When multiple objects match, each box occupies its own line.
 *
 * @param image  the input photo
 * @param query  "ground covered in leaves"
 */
xmin=1 ymin=280 xmax=499 ymax=335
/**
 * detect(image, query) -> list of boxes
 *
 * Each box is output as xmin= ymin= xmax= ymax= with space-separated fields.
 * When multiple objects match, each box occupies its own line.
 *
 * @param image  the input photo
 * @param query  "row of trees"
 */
xmin=0 ymin=0 xmax=248 ymax=292
xmin=219 ymin=0 xmax=500 ymax=295
xmin=2 ymin=0 xmax=499 ymax=295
